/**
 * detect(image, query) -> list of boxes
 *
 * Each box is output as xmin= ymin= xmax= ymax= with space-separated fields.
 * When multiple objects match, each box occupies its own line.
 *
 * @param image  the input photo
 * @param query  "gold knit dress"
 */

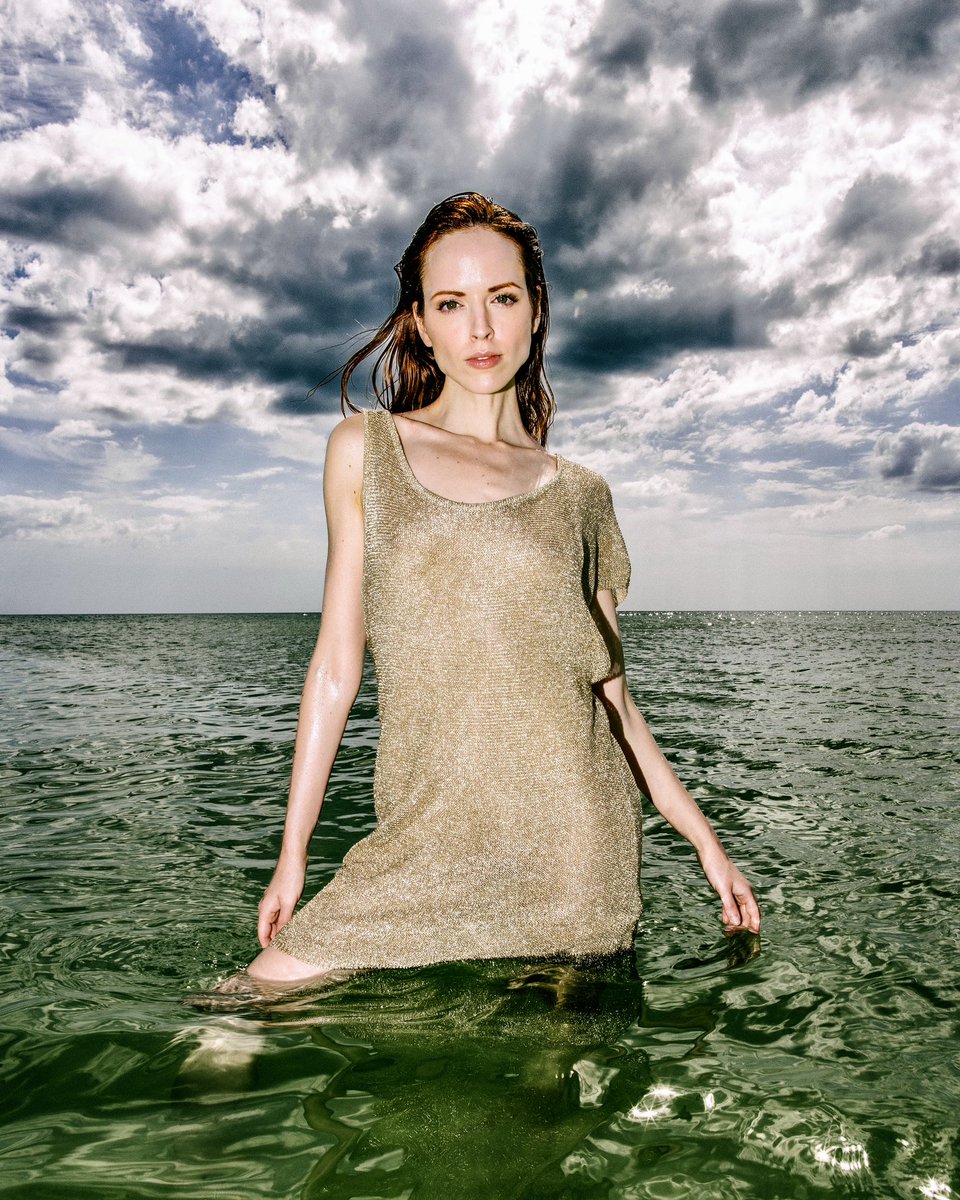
xmin=271 ymin=409 xmax=642 ymax=970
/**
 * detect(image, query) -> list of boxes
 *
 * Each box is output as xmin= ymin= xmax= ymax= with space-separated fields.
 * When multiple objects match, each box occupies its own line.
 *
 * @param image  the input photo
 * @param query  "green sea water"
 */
xmin=0 ymin=611 xmax=958 ymax=1199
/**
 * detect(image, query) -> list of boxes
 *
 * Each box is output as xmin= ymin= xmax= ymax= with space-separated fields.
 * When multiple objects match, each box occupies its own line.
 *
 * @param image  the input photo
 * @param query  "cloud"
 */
xmin=0 ymin=1 xmax=142 ymax=134
xmin=133 ymin=2 xmax=266 ymax=142
xmin=0 ymin=175 xmax=170 ymax=249
xmin=862 ymin=523 xmax=906 ymax=539
xmin=0 ymin=485 xmax=238 ymax=543
xmin=4 ymin=367 xmax=64 ymax=394
xmin=3 ymin=305 xmax=79 ymax=334
xmin=0 ymin=422 xmax=160 ymax=484
xmin=50 ymin=419 xmax=112 ymax=439
xmin=790 ymin=493 xmax=859 ymax=522
xmin=0 ymin=492 xmax=91 ymax=538
xmin=690 ymin=0 xmax=960 ymax=104
xmin=582 ymin=6 xmax=654 ymax=78
xmin=141 ymin=491 xmax=232 ymax=516
xmin=844 ymin=329 xmax=890 ymax=358
xmin=232 ymin=96 xmax=277 ymax=142
xmin=915 ymin=233 xmax=960 ymax=276
xmin=4 ymin=0 xmax=956 ymax=429
xmin=1 ymin=0 xmax=269 ymax=143
xmin=1 ymin=0 xmax=958 ymax=609
xmin=827 ymin=172 xmax=933 ymax=262
xmin=233 ymin=466 xmax=285 ymax=481
xmin=559 ymin=286 xmax=784 ymax=371
xmin=873 ymin=423 xmax=960 ymax=490
xmin=620 ymin=470 xmax=689 ymax=501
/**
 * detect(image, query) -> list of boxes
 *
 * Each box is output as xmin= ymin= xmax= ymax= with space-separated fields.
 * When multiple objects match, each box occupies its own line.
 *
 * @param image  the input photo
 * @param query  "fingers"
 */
xmin=739 ymin=886 xmax=762 ymax=933
xmin=257 ymin=911 xmax=276 ymax=948
xmin=721 ymin=903 xmax=736 ymax=928
xmin=258 ymin=894 xmax=281 ymax=949
xmin=722 ymin=885 xmax=761 ymax=935
xmin=257 ymin=891 xmax=297 ymax=949
xmin=721 ymin=894 xmax=743 ymax=930
xmin=701 ymin=852 xmax=761 ymax=932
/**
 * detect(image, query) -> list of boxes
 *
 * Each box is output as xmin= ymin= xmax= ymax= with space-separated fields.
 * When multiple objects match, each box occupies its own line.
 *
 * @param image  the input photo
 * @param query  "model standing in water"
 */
xmin=242 ymin=193 xmax=760 ymax=988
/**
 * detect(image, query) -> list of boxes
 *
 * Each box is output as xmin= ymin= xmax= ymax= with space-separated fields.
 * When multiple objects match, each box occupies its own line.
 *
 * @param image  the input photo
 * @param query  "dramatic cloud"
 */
xmin=1 ymin=0 xmax=958 ymax=610
xmin=874 ymin=423 xmax=960 ymax=490
xmin=690 ymin=0 xmax=959 ymax=103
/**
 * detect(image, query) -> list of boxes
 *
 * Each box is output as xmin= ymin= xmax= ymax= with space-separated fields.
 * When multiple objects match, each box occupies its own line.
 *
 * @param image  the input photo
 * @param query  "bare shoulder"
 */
xmin=326 ymin=411 xmax=365 ymax=461
xmin=324 ymin=412 xmax=365 ymax=500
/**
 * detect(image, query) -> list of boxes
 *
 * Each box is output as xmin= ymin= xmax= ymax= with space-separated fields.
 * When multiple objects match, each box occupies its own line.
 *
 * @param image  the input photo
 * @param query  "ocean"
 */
xmin=0 ymin=611 xmax=957 ymax=1199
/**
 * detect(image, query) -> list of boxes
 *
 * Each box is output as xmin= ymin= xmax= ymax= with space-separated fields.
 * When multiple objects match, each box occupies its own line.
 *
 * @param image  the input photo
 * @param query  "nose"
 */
xmin=470 ymin=304 xmax=493 ymax=340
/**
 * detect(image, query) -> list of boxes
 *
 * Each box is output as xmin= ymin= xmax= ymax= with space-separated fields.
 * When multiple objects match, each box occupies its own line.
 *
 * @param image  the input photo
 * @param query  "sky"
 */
xmin=1 ymin=0 xmax=959 ymax=613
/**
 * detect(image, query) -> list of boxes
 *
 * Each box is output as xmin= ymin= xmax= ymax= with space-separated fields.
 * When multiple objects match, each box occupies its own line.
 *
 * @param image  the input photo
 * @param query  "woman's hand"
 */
xmin=257 ymin=853 xmax=307 ymax=948
xmin=698 ymin=844 xmax=761 ymax=934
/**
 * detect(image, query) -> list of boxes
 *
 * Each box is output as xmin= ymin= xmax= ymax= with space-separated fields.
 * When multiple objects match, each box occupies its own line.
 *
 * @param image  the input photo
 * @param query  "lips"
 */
xmin=466 ymin=354 xmax=502 ymax=369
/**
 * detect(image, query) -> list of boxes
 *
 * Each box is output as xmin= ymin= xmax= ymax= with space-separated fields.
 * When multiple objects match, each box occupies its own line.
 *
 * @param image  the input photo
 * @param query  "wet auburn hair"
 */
xmin=338 ymin=192 xmax=555 ymax=445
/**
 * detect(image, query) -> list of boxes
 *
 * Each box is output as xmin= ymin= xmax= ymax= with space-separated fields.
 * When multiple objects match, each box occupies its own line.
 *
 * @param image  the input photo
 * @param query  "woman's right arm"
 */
xmin=257 ymin=413 xmax=367 ymax=949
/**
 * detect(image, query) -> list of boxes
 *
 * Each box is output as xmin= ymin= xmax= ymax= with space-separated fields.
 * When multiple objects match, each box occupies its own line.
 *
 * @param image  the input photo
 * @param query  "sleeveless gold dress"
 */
xmin=271 ymin=409 xmax=643 ymax=969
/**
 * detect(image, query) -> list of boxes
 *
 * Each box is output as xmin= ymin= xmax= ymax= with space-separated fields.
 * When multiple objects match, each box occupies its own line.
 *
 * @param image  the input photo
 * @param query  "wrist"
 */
xmin=278 ymin=842 xmax=309 ymax=867
xmin=694 ymin=832 xmax=728 ymax=864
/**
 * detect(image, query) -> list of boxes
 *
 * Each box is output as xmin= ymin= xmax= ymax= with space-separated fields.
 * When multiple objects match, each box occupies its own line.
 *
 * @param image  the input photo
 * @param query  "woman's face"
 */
xmin=413 ymin=227 xmax=540 ymax=400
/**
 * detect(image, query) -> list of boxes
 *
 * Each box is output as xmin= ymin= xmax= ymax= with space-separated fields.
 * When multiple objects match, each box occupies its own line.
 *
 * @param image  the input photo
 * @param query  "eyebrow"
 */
xmin=428 ymin=281 xmax=523 ymax=300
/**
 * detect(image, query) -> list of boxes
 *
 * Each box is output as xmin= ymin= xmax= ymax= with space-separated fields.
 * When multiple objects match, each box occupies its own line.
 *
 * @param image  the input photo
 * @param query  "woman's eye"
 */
xmin=493 ymin=293 xmax=519 ymax=305
xmin=437 ymin=299 xmax=460 ymax=312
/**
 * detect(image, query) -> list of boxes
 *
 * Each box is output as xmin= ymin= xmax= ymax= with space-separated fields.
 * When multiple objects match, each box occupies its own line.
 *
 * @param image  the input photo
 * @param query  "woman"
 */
xmin=245 ymin=193 xmax=760 ymax=987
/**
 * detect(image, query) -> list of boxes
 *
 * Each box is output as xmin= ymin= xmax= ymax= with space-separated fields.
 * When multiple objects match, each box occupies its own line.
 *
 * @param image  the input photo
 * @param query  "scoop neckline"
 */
xmin=382 ymin=410 xmax=564 ymax=509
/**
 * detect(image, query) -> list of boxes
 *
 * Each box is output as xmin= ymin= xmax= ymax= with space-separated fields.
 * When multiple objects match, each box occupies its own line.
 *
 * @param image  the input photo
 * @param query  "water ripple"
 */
xmin=1 ymin=611 xmax=958 ymax=1197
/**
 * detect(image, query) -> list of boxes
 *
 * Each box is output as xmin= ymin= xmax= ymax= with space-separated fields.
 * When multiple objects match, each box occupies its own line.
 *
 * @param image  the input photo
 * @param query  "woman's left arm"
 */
xmin=592 ymin=589 xmax=761 ymax=934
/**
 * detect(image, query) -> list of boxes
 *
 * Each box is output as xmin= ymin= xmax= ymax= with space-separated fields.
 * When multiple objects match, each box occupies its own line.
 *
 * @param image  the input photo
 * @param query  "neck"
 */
xmin=427 ymin=382 xmax=528 ymax=445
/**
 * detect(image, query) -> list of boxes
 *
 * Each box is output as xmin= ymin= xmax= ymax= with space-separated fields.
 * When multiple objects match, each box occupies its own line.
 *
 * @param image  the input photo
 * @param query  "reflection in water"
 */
xmin=182 ymin=955 xmax=653 ymax=1198
xmin=814 ymin=1136 xmax=870 ymax=1173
